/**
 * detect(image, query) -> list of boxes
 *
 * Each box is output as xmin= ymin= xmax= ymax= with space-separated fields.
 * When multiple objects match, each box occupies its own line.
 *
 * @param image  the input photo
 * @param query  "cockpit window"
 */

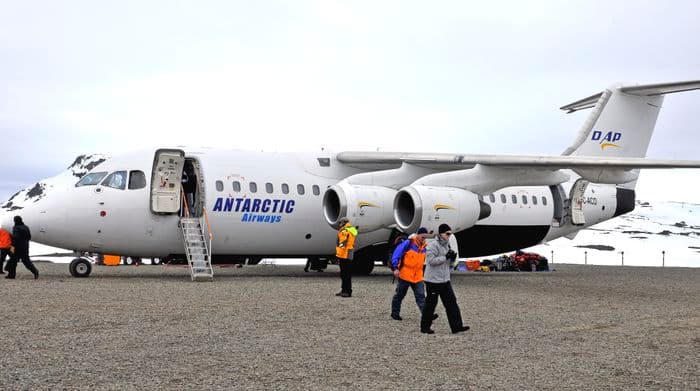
xmin=101 ymin=171 xmax=127 ymax=190
xmin=76 ymin=172 xmax=108 ymax=187
xmin=128 ymin=170 xmax=147 ymax=190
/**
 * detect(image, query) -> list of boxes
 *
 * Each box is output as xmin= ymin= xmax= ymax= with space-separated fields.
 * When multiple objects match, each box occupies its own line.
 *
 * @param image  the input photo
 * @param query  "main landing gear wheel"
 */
xmin=69 ymin=258 xmax=92 ymax=278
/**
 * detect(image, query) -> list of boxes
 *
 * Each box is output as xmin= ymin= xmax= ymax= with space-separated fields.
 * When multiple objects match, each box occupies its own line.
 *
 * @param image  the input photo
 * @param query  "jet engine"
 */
xmin=323 ymin=182 xmax=396 ymax=233
xmin=393 ymin=185 xmax=491 ymax=233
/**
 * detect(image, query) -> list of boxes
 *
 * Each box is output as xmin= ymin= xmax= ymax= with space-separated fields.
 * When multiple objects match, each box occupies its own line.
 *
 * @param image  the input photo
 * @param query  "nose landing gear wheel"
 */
xmin=69 ymin=258 xmax=92 ymax=278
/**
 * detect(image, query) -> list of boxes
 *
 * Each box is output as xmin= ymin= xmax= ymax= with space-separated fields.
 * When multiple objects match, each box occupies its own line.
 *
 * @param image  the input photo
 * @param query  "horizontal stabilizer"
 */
xmin=559 ymin=92 xmax=603 ymax=113
xmin=560 ymin=80 xmax=700 ymax=113
xmin=620 ymin=80 xmax=700 ymax=96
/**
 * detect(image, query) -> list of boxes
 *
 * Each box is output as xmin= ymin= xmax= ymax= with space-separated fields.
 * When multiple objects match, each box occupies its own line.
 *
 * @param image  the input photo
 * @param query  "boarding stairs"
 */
xmin=180 ymin=198 xmax=214 ymax=281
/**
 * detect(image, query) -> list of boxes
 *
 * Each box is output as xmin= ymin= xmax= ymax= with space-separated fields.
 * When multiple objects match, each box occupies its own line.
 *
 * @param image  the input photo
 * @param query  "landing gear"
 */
xmin=351 ymin=244 xmax=387 ymax=275
xmin=122 ymin=256 xmax=142 ymax=265
xmin=351 ymin=257 xmax=375 ymax=275
xmin=304 ymin=257 xmax=328 ymax=272
xmin=69 ymin=258 xmax=92 ymax=278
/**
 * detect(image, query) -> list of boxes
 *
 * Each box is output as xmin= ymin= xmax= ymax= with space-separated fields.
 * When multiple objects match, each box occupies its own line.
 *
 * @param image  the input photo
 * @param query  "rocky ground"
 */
xmin=0 ymin=262 xmax=698 ymax=390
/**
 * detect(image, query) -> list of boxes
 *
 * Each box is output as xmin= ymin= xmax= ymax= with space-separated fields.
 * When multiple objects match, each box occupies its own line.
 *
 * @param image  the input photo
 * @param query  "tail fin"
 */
xmin=561 ymin=80 xmax=700 ymax=158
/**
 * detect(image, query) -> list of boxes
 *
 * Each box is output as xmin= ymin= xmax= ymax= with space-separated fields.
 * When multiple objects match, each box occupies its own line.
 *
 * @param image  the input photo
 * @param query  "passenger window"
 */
xmin=216 ymin=181 xmax=223 ymax=192
xmin=511 ymin=195 xmax=517 ymax=204
xmin=500 ymin=194 xmax=507 ymax=204
xmin=266 ymin=183 xmax=274 ymax=194
xmin=233 ymin=181 xmax=241 ymax=192
xmin=101 ymin=171 xmax=127 ymax=190
xmin=312 ymin=185 xmax=320 ymax=196
xmin=542 ymin=196 xmax=547 ymax=206
xmin=489 ymin=194 xmax=496 ymax=203
xmin=76 ymin=172 xmax=108 ymax=187
xmin=250 ymin=182 xmax=258 ymax=193
xmin=297 ymin=184 xmax=305 ymax=195
xmin=522 ymin=195 xmax=528 ymax=204
xmin=282 ymin=183 xmax=289 ymax=194
xmin=532 ymin=196 xmax=538 ymax=205
xmin=128 ymin=171 xmax=146 ymax=190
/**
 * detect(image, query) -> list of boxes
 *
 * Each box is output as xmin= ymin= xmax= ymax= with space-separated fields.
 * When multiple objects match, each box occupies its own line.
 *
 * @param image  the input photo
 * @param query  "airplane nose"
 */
xmin=14 ymin=191 xmax=68 ymax=247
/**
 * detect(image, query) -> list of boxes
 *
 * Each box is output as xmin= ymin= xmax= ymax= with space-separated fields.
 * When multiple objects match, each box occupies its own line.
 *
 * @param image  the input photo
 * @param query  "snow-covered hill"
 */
xmin=527 ymin=200 xmax=700 ymax=268
xmin=1 ymin=155 xmax=698 ymax=267
xmin=0 ymin=154 xmax=107 ymax=212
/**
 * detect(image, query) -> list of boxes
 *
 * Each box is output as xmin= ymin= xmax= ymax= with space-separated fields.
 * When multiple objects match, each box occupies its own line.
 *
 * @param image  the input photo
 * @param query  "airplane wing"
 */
xmin=336 ymin=152 xmax=700 ymax=190
xmin=336 ymin=151 xmax=700 ymax=169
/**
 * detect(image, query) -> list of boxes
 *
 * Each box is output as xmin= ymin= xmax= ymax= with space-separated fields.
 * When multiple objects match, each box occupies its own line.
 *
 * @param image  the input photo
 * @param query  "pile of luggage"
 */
xmin=455 ymin=250 xmax=549 ymax=272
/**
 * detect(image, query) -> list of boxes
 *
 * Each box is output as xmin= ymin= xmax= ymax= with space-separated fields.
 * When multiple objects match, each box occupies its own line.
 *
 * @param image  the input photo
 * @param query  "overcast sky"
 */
xmin=1 ymin=0 xmax=699 ymax=202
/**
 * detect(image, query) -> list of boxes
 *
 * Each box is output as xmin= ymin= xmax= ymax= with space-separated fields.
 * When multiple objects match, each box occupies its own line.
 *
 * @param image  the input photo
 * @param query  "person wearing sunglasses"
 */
xmin=420 ymin=223 xmax=469 ymax=334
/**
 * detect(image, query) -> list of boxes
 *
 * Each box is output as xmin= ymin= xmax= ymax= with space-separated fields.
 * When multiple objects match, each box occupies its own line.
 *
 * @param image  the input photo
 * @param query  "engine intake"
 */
xmin=323 ymin=182 xmax=396 ymax=233
xmin=394 ymin=185 xmax=491 ymax=233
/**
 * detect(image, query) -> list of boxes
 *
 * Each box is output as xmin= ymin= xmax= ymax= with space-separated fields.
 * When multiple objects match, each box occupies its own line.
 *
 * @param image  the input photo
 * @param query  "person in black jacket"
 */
xmin=5 ymin=216 xmax=39 ymax=279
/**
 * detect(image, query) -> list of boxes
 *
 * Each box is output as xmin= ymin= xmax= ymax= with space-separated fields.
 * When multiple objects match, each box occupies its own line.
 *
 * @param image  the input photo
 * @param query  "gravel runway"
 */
xmin=0 ymin=262 xmax=698 ymax=390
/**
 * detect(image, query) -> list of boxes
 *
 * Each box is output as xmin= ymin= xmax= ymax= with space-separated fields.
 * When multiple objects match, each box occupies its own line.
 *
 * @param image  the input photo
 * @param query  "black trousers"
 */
xmin=5 ymin=250 xmax=39 ymax=278
xmin=0 ymin=248 xmax=10 ymax=273
xmin=338 ymin=258 xmax=352 ymax=295
xmin=421 ymin=281 xmax=464 ymax=332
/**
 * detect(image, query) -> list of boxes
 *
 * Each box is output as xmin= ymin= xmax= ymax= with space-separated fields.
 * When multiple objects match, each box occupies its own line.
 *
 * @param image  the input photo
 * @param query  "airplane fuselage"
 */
xmin=19 ymin=147 xmax=629 ymax=263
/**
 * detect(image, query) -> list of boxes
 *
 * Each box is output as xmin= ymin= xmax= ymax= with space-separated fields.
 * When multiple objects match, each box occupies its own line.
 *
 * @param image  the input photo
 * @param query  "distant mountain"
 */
xmin=0 ymin=154 xmax=107 ymax=212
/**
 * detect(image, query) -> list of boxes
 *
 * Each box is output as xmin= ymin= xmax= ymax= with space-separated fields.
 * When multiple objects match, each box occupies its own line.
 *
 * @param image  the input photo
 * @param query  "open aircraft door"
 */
xmin=569 ymin=179 xmax=589 ymax=225
xmin=150 ymin=149 xmax=185 ymax=214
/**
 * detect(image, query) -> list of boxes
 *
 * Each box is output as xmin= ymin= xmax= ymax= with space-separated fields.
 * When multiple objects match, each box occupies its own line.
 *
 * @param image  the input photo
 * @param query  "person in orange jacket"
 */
xmin=390 ymin=227 xmax=437 ymax=321
xmin=334 ymin=217 xmax=358 ymax=298
xmin=0 ymin=225 xmax=11 ymax=274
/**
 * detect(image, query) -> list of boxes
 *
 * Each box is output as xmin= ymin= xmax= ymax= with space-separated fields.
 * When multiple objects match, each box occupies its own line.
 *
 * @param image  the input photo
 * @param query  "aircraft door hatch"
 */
xmin=569 ymin=179 xmax=589 ymax=226
xmin=150 ymin=149 xmax=185 ymax=214
xmin=549 ymin=185 xmax=567 ymax=227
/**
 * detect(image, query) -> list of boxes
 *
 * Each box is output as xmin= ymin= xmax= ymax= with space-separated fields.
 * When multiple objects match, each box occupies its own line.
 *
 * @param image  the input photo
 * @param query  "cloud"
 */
xmin=1 ymin=0 xmax=700 ymax=202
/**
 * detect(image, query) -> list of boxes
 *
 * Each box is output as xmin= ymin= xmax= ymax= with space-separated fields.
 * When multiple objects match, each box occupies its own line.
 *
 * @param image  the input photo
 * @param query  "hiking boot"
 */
xmin=452 ymin=326 xmax=470 ymax=334
xmin=335 ymin=292 xmax=343 ymax=296
xmin=432 ymin=314 xmax=439 ymax=320
xmin=340 ymin=292 xmax=351 ymax=298
xmin=391 ymin=314 xmax=402 ymax=321
xmin=421 ymin=328 xmax=435 ymax=334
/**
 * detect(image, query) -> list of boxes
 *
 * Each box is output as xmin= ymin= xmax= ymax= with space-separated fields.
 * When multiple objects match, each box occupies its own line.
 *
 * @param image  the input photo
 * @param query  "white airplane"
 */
xmin=4 ymin=80 xmax=700 ymax=280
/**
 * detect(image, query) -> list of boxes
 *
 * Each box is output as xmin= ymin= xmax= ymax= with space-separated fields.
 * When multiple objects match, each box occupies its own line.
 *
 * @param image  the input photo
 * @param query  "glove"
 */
xmin=445 ymin=250 xmax=457 ymax=262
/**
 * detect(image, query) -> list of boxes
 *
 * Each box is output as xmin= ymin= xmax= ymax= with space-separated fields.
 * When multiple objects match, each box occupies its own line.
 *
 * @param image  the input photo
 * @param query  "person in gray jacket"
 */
xmin=420 ymin=223 xmax=469 ymax=334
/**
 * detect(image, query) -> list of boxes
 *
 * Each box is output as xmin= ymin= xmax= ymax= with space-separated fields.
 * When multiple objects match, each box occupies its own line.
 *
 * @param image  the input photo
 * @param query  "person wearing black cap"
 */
xmin=5 ymin=216 xmax=39 ymax=279
xmin=420 ymin=223 xmax=469 ymax=334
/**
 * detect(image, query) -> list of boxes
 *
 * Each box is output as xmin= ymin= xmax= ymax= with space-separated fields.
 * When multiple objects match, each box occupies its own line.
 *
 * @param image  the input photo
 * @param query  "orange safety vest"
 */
xmin=335 ymin=224 xmax=358 ymax=260
xmin=398 ymin=237 xmax=427 ymax=284
xmin=0 ymin=228 xmax=10 ymax=249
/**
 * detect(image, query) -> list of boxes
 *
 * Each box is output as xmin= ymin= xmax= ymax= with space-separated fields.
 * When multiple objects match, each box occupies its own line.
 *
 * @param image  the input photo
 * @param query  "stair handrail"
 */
xmin=181 ymin=188 xmax=191 ymax=218
xmin=201 ymin=206 xmax=213 ymax=264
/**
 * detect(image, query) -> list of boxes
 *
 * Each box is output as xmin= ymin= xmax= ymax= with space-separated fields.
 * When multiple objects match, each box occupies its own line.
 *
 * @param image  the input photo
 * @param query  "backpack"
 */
xmin=390 ymin=237 xmax=410 ymax=271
